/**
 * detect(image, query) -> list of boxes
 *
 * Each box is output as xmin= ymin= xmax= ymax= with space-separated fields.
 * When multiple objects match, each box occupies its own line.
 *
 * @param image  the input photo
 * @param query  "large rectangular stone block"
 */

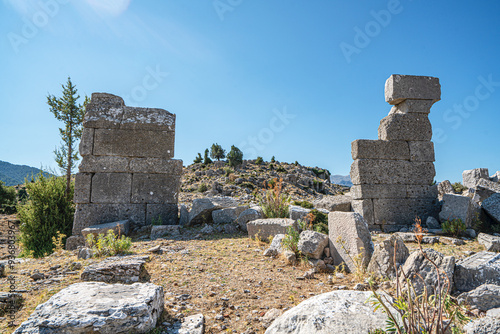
xmin=351 ymin=140 xmax=409 ymax=160
xmin=121 ymin=106 xmax=175 ymax=131
xmin=74 ymin=173 xmax=92 ymax=204
xmin=79 ymin=128 xmax=94 ymax=156
xmin=406 ymin=185 xmax=438 ymax=198
xmin=378 ymin=113 xmax=432 ymax=141
xmin=373 ymin=198 xmax=440 ymax=225
xmin=72 ymin=203 xmax=146 ymax=235
xmin=131 ymin=174 xmax=180 ymax=204
xmin=93 ymin=129 xmax=175 ymax=158
xmin=146 ymin=204 xmax=179 ymax=225
xmin=129 ymin=158 xmax=183 ymax=174
xmin=351 ymin=159 xmax=435 ymax=185
xmin=385 ymin=75 xmax=441 ymax=105
xmin=91 ymin=173 xmax=132 ymax=203
xmin=408 ymin=141 xmax=435 ymax=162
xmin=351 ymin=199 xmax=374 ymax=225
xmin=79 ymin=156 xmax=130 ymax=173
xmin=350 ymin=184 xmax=407 ymax=200
xmin=83 ymin=93 xmax=125 ymax=129
xmin=390 ymin=99 xmax=434 ymax=114
xmin=454 ymin=251 xmax=500 ymax=292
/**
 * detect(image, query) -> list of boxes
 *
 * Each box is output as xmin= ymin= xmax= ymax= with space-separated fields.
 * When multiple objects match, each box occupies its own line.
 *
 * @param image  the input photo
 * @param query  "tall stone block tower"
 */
xmin=67 ymin=93 xmax=182 ymax=248
xmin=350 ymin=75 xmax=441 ymax=231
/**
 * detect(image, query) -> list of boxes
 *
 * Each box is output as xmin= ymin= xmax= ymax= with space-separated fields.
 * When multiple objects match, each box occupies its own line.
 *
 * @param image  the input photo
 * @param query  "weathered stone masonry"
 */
xmin=350 ymin=75 xmax=441 ymax=231
xmin=68 ymin=93 xmax=182 ymax=247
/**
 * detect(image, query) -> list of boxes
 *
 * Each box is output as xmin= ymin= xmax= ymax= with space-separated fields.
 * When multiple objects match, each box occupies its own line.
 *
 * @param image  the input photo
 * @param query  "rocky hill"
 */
xmin=178 ymin=159 xmax=349 ymax=208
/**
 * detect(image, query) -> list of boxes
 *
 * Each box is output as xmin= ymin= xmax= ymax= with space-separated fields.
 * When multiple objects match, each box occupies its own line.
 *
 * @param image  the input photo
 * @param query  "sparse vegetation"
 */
xmin=193 ymin=152 xmax=203 ymax=163
xmin=271 ymin=156 xmax=276 ymax=163
xmin=203 ymin=149 xmax=212 ymax=165
xmin=442 ymin=218 xmax=466 ymax=237
xmin=17 ymin=173 xmax=74 ymax=258
xmin=257 ymin=178 xmax=290 ymax=218
xmin=198 ymin=183 xmax=208 ymax=193
xmin=227 ymin=145 xmax=243 ymax=167
xmin=85 ymin=230 xmax=132 ymax=257
xmin=255 ymin=156 xmax=263 ymax=165
xmin=293 ymin=200 xmax=313 ymax=209
xmin=0 ymin=180 xmax=17 ymax=214
xmin=282 ymin=226 xmax=300 ymax=254
xmin=451 ymin=182 xmax=467 ymax=193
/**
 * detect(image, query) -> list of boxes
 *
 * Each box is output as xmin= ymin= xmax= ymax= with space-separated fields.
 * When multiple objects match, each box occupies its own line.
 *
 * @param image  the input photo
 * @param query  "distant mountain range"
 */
xmin=0 ymin=161 xmax=51 ymax=186
xmin=330 ymin=174 xmax=352 ymax=187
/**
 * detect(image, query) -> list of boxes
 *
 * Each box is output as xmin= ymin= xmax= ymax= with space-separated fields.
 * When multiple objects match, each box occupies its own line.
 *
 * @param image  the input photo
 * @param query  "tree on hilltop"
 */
xmin=227 ymin=145 xmax=243 ymax=167
xmin=47 ymin=77 xmax=89 ymax=197
xmin=210 ymin=143 xmax=226 ymax=161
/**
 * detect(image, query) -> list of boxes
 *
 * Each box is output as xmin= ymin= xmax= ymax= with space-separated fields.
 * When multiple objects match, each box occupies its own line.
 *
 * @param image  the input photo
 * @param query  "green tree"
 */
xmin=193 ymin=152 xmax=203 ymax=163
xmin=210 ymin=143 xmax=226 ymax=161
xmin=203 ymin=149 xmax=212 ymax=165
xmin=271 ymin=156 xmax=276 ymax=163
xmin=47 ymin=77 xmax=89 ymax=197
xmin=227 ymin=145 xmax=243 ymax=167
xmin=0 ymin=181 xmax=17 ymax=214
xmin=255 ymin=156 xmax=263 ymax=165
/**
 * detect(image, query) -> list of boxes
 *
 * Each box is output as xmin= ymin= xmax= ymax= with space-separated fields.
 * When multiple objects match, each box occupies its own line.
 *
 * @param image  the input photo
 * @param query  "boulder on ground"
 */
xmin=475 ymin=178 xmax=500 ymax=202
xmin=314 ymin=195 xmax=352 ymax=212
xmin=455 ymin=251 xmax=500 ymax=292
xmin=438 ymin=180 xmax=455 ymax=199
xmin=168 ymin=313 xmax=204 ymax=334
xmin=464 ymin=315 xmax=500 ymax=334
xmin=264 ymin=291 xmax=392 ymax=334
xmin=439 ymin=194 xmax=474 ymax=227
xmin=463 ymin=168 xmax=490 ymax=188
xmin=247 ymin=218 xmax=297 ymax=241
xmin=264 ymin=234 xmax=286 ymax=257
xmin=426 ymin=216 xmax=441 ymax=229
xmin=367 ymin=234 xmax=409 ymax=279
xmin=13 ymin=282 xmax=163 ymax=334
xmin=81 ymin=255 xmax=150 ymax=284
xmin=78 ymin=247 xmax=93 ymax=260
xmin=289 ymin=205 xmax=311 ymax=221
xmin=81 ymin=220 xmax=130 ymax=239
xmin=187 ymin=197 xmax=237 ymax=226
xmin=400 ymin=248 xmax=455 ymax=295
xmin=260 ymin=308 xmax=283 ymax=329
xmin=458 ymin=284 xmax=500 ymax=311
xmin=328 ymin=212 xmax=374 ymax=272
xmin=179 ymin=204 xmax=189 ymax=226
xmin=297 ymin=230 xmax=329 ymax=259
xmin=482 ymin=193 xmax=500 ymax=224
xmin=478 ymin=233 xmax=500 ymax=252
xmin=236 ymin=208 xmax=262 ymax=232
xmin=212 ymin=206 xmax=248 ymax=224
xmin=150 ymin=225 xmax=180 ymax=240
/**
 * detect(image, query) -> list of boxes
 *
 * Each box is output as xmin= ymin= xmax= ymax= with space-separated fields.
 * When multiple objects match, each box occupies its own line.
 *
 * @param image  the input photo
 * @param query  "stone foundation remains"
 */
xmin=67 ymin=93 xmax=182 ymax=248
xmin=350 ymin=75 xmax=441 ymax=231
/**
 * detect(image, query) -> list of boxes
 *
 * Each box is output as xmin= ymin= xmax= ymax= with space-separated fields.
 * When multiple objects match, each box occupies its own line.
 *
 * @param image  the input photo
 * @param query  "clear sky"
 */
xmin=1 ymin=0 xmax=499 ymax=183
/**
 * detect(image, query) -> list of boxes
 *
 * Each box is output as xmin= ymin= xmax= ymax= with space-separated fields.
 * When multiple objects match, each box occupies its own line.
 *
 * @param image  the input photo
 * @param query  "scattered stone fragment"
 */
xmin=223 ymin=223 xmax=238 ymax=234
xmin=400 ymin=248 xmax=455 ymax=295
xmin=30 ymin=272 xmax=45 ymax=281
xmin=236 ymin=208 xmax=262 ymax=232
xmin=81 ymin=255 xmax=150 ymax=284
xmin=260 ymin=308 xmax=282 ymax=329
xmin=297 ymin=230 xmax=329 ymax=259
xmin=482 ymin=193 xmax=500 ymax=224
xmin=212 ymin=206 xmax=248 ymax=224
xmin=148 ymin=245 xmax=162 ymax=253
xmin=81 ymin=220 xmax=130 ymax=239
xmin=247 ymin=218 xmax=297 ymax=241
xmin=478 ymin=233 xmax=500 ymax=252
xmin=426 ymin=216 xmax=441 ymax=229
xmin=463 ymin=315 xmax=500 ymax=334
xmin=13 ymin=282 xmax=164 ymax=334
xmin=455 ymin=251 xmax=500 ymax=292
xmin=283 ymin=250 xmax=297 ymax=265
xmin=289 ymin=205 xmax=311 ymax=221
xmin=150 ymin=225 xmax=180 ymax=240
xmin=458 ymin=284 xmax=500 ymax=311
xmin=367 ymin=234 xmax=409 ymax=279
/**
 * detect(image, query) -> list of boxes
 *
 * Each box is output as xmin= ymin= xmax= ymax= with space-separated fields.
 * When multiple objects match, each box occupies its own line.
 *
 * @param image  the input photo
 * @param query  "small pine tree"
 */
xmin=193 ymin=153 xmax=203 ymax=163
xmin=271 ymin=156 xmax=276 ymax=163
xmin=203 ymin=149 xmax=212 ymax=165
xmin=47 ymin=77 xmax=89 ymax=198
xmin=255 ymin=156 xmax=263 ymax=165
xmin=210 ymin=143 xmax=226 ymax=161
xmin=227 ymin=145 xmax=243 ymax=167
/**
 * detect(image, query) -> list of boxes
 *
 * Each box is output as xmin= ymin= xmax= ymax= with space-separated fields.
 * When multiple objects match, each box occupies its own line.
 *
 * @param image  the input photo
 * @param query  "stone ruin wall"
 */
xmin=350 ymin=75 xmax=441 ymax=231
xmin=67 ymin=93 xmax=182 ymax=248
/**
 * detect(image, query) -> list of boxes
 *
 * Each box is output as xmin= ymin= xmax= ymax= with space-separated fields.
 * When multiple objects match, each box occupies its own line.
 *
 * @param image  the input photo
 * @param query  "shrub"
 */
xmin=293 ymin=200 xmax=314 ymax=209
xmin=85 ymin=230 xmax=132 ymax=257
xmin=224 ymin=167 xmax=234 ymax=177
xmin=442 ymin=218 xmax=466 ymax=237
xmin=240 ymin=182 xmax=255 ymax=190
xmin=227 ymin=145 xmax=243 ymax=167
xmin=255 ymin=156 xmax=263 ymax=165
xmin=282 ymin=226 xmax=300 ymax=254
xmin=269 ymin=163 xmax=274 ymax=170
xmin=309 ymin=209 xmax=328 ymax=234
xmin=198 ymin=183 xmax=208 ymax=192
xmin=0 ymin=181 xmax=17 ymax=214
xmin=17 ymin=174 xmax=74 ymax=257
xmin=294 ymin=161 xmax=299 ymax=166
xmin=193 ymin=153 xmax=203 ymax=163
xmin=203 ymin=149 xmax=212 ymax=165
xmin=256 ymin=178 xmax=290 ymax=218
xmin=368 ymin=219 xmax=469 ymax=334
xmin=451 ymin=182 xmax=467 ymax=193
xmin=270 ymin=156 xmax=276 ymax=163
xmin=276 ymin=166 xmax=287 ymax=173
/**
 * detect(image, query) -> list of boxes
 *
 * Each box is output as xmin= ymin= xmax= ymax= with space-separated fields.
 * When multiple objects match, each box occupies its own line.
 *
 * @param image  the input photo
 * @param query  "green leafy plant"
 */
xmin=368 ymin=218 xmax=469 ymax=334
xmin=282 ymin=226 xmax=300 ymax=254
xmin=151 ymin=215 xmax=163 ymax=226
xmin=442 ymin=218 xmax=466 ymax=237
xmin=51 ymin=231 xmax=66 ymax=253
xmin=451 ymin=182 xmax=467 ymax=193
xmin=256 ymin=178 xmax=290 ymax=218
xmin=309 ymin=209 xmax=328 ymax=234
xmin=17 ymin=173 xmax=74 ymax=258
xmin=85 ymin=230 xmax=132 ymax=257
xmin=227 ymin=145 xmax=243 ymax=167
xmin=198 ymin=183 xmax=208 ymax=193
xmin=255 ymin=156 xmax=263 ymax=165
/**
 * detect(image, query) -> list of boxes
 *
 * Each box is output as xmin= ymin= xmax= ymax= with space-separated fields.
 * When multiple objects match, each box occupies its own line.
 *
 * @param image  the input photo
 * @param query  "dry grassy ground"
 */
xmin=0 ymin=215 xmax=485 ymax=334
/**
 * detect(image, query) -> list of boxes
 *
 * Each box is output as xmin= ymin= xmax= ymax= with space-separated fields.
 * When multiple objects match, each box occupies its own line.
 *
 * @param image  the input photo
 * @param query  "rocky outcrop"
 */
xmin=455 ymin=251 xmax=500 ymax=292
xmin=463 ymin=168 xmax=490 ymax=188
xmin=13 ymin=282 xmax=164 ymax=334
xmin=458 ymin=284 xmax=500 ymax=311
xmin=478 ymin=233 xmax=500 ymax=252
xmin=367 ymin=234 xmax=409 ymax=279
xmin=264 ymin=291 xmax=392 ymax=334
xmin=482 ymin=193 xmax=500 ymax=224
xmin=464 ymin=315 xmax=500 ymax=334
xmin=212 ymin=206 xmax=248 ymax=224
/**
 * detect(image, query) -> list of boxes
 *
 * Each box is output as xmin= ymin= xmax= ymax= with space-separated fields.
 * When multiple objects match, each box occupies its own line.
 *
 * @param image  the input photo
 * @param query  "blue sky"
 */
xmin=0 ymin=0 xmax=499 ymax=182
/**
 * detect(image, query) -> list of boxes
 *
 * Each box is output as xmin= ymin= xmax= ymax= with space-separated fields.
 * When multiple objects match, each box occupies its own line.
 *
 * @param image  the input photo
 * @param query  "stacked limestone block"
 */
xmin=67 ymin=93 xmax=182 ymax=249
xmin=350 ymin=75 xmax=441 ymax=231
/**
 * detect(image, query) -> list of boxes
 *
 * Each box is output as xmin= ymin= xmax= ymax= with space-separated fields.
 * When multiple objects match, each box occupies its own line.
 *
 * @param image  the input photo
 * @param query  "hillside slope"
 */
xmin=0 ymin=161 xmax=50 ymax=186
